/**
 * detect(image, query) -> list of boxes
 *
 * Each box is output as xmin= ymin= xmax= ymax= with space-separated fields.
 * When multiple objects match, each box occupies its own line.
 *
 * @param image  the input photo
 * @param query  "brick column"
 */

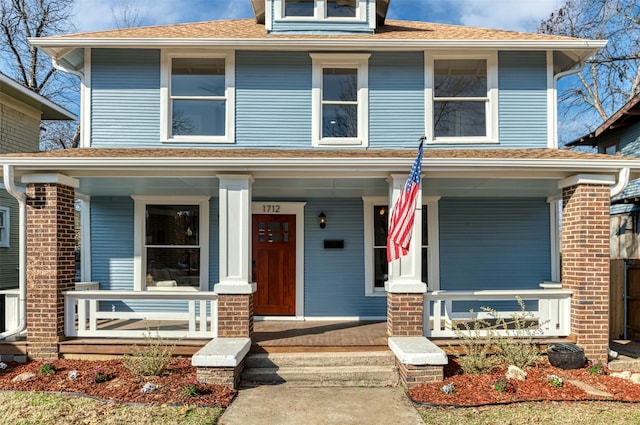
xmin=561 ymin=180 xmax=611 ymax=361
xmin=217 ymin=294 xmax=254 ymax=338
xmin=24 ymin=176 xmax=78 ymax=360
xmin=387 ymin=293 xmax=424 ymax=336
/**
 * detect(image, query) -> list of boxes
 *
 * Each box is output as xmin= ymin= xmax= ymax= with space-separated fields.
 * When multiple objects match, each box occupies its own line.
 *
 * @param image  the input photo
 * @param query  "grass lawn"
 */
xmin=0 ymin=392 xmax=223 ymax=425
xmin=417 ymin=401 xmax=640 ymax=425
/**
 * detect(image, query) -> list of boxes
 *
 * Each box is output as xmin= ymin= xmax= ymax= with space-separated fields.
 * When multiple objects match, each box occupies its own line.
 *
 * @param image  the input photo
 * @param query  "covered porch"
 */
xmin=1 ymin=148 xmax=638 ymax=370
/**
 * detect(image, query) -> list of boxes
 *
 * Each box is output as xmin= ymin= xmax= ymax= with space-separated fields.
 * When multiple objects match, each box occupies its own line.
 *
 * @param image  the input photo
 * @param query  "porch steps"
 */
xmin=241 ymin=350 xmax=398 ymax=387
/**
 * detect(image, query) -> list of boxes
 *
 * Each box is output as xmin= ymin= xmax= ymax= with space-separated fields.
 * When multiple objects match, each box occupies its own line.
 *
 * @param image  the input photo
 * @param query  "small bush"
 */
xmin=123 ymin=323 xmax=176 ymax=377
xmin=586 ymin=359 xmax=608 ymax=375
xmin=485 ymin=297 xmax=543 ymax=369
xmin=492 ymin=375 xmax=516 ymax=393
xmin=547 ymin=374 xmax=563 ymax=388
xmin=181 ymin=380 xmax=200 ymax=397
xmin=451 ymin=311 xmax=500 ymax=374
xmin=38 ymin=362 xmax=55 ymax=375
xmin=451 ymin=297 xmax=544 ymax=373
xmin=90 ymin=367 xmax=110 ymax=383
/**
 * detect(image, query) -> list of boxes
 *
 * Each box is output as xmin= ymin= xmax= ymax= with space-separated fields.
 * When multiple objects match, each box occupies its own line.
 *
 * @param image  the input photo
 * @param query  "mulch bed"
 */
xmin=0 ymin=358 xmax=235 ymax=407
xmin=409 ymin=359 xmax=640 ymax=407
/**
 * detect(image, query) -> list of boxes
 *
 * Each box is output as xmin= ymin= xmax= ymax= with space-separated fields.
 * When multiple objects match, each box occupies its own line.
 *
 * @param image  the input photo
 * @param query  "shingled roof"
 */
xmin=39 ymin=18 xmax=583 ymax=42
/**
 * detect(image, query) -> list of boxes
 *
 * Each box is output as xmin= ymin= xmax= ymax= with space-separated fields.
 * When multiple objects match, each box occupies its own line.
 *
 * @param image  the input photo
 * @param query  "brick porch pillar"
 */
xmin=387 ymin=292 xmax=424 ymax=336
xmin=23 ymin=174 xmax=78 ymax=360
xmin=560 ymin=176 xmax=612 ymax=361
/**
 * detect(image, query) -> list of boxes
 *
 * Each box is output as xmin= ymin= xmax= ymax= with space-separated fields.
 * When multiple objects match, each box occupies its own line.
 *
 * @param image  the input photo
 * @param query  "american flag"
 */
xmin=387 ymin=141 xmax=424 ymax=262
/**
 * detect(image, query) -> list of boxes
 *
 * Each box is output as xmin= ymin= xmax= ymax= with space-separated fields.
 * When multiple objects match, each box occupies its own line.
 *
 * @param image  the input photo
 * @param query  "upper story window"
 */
xmin=0 ymin=207 xmax=9 ymax=248
xmin=426 ymin=52 xmax=498 ymax=144
xmin=311 ymin=53 xmax=370 ymax=146
xmin=279 ymin=0 xmax=363 ymax=20
xmin=161 ymin=51 xmax=235 ymax=143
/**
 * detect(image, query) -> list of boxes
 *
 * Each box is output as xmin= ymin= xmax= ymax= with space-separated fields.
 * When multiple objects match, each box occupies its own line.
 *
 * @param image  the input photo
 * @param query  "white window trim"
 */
xmin=160 ymin=49 xmax=235 ymax=144
xmin=363 ymin=196 xmax=440 ymax=296
xmin=132 ymin=195 xmax=210 ymax=291
xmin=424 ymin=51 xmax=498 ymax=145
xmin=76 ymin=194 xmax=92 ymax=281
xmin=0 ymin=206 xmax=9 ymax=248
xmin=274 ymin=0 xmax=367 ymax=23
xmin=310 ymin=53 xmax=370 ymax=147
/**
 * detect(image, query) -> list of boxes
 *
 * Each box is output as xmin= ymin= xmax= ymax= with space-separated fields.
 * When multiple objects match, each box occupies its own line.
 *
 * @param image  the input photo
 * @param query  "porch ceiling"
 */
xmin=73 ymin=176 xmax=560 ymax=198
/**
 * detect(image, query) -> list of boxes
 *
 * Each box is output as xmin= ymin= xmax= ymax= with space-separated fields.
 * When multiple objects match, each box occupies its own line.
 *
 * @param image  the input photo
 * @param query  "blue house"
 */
xmin=1 ymin=0 xmax=639 ymax=386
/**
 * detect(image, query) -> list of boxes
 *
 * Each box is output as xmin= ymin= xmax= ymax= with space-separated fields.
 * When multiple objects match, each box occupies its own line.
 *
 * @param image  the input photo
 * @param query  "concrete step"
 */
xmin=241 ymin=365 xmax=399 ymax=387
xmin=244 ymin=350 xmax=395 ymax=369
xmin=241 ymin=351 xmax=398 ymax=387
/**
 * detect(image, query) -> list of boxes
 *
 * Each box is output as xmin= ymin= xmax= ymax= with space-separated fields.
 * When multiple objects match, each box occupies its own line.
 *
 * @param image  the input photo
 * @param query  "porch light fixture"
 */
xmin=319 ymin=212 xmax=327 ymax=229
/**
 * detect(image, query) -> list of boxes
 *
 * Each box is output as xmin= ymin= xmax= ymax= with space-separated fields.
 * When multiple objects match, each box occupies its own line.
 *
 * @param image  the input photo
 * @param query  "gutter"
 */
xmin=610 ymin=167 xmax=631 ymax=197
xmin=1 ymin=165 xmax=26 ymax=340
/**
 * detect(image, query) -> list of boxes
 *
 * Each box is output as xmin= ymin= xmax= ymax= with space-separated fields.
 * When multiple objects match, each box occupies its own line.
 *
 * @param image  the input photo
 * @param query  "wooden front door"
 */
xmin=252 ymin=214 xmax=296 ymax=315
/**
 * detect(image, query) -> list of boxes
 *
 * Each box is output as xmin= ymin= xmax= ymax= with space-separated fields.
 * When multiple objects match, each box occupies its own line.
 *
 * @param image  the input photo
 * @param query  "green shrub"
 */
xmin=485 ymin=297 xmax=542 ymax=369
xmin=451 ymin=311 xmax=499 ymax=374
xmin=122 ymin=323 xmax=176 ymax=376
xmin=451 ymin=297 xmax=544 ymax=373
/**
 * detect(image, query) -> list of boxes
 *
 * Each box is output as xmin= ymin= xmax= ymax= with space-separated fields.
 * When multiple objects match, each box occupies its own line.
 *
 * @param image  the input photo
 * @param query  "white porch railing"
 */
xmin=63 ymin=290 xmax=218 ymax=338
xmin=424 ymin=289 xmax=572 ymax=338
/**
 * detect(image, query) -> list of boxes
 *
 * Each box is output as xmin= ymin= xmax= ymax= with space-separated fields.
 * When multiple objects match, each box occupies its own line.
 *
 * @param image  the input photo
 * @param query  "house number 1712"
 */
xmin=262 ymin=205 xmax=281 ymax=213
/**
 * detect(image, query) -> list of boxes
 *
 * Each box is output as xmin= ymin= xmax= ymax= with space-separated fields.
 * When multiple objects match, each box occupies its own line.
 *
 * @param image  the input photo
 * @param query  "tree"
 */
xmin=111 ymin=0 xmax=144 ymax=29
xmin=539 ymin=0 xmax=640 ymax=140
xmin=1 ymin=0 xmax=79 ymax=149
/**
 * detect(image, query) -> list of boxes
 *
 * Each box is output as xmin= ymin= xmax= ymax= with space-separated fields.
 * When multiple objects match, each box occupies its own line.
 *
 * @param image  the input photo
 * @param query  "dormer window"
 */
xmin=278 ymin=0 xmax=362 ymax=21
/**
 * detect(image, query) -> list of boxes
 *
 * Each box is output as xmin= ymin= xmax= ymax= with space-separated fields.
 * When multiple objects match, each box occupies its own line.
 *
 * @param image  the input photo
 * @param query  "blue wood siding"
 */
xmin=303 ymin=198 xmax=386 ymax=317
xmin=439 ymin=198 xmax=551 ymax=292
xmin=91 ymin=197 xmax=135 ymax=293
xmin=236 ymin=51 xmax=312 ymax=147
xmin=91 ymin=49 xmax=161 ymax=147
xmin=604 ymin=123 xmax=640 ymax=202
xmin=369 ymin=52 xmax=425 ymax=147
xmin=498 ymin=51 xmax=548 ymax=147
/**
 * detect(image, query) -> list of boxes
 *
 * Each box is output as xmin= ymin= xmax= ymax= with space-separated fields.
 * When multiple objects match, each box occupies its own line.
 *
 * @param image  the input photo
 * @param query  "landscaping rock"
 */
xmin=11 ymin=372 xmax=36 ymax=382
xmin=506 ymin=365 xmax=527 ymax=381
xmin=611 ymin=371 xmax=632 ymax=380
xmin=631 ymin=374 xmax=640 ymax=385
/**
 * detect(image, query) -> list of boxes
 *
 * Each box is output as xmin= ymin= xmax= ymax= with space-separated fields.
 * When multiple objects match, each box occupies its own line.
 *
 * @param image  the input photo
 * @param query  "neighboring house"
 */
xmin=0 ymin=73 xmax=76 ymax=291
xmin=1 ymin=0 xmax=639 ymax=386
xmin=566 ymin=93 xmax=640 ymax=341
xmin=567 ymin=93 xmax=640 ymax=258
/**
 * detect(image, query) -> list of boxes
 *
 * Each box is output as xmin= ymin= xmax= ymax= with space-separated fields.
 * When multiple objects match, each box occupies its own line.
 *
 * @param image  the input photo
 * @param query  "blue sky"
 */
xmin=73 ymin=0 xmax=565 ymax=33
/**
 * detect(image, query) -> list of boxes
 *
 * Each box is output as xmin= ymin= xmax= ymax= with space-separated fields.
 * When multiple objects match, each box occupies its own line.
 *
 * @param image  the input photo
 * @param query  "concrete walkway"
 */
xmin=218 ymin=386 xmax=424 ymax=425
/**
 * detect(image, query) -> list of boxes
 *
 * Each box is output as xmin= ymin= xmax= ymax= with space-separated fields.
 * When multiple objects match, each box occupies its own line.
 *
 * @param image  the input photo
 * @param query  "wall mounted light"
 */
xmin=319 ymin=212 xmax=326 ymax=229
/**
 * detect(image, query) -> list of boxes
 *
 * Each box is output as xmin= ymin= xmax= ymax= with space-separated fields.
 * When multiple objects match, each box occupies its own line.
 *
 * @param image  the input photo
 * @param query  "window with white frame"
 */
xmin=0 ymin=206 xmax=9 ymax=248
xmin=280 ymin=0 xmax=362 ymax=20
xmin=161 ymin=52 xmax=235 ymax=143
xmin=311 ymin=53 xmax=370 ymax=146
xmin=133 ymin=197 xmax=209 ymax=290
xmin=426 ymin=53 xmax=498 ymax=144
xmin=363 ymin=197 xmax=439 ymax=295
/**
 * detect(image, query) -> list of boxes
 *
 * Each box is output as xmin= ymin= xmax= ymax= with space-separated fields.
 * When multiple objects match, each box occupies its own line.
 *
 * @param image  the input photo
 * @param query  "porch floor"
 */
xmin=252 ymin=320 xmax=389 ymax=352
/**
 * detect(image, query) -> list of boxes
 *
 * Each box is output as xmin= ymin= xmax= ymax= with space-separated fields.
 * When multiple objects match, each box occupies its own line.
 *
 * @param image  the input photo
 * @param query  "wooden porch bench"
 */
xmin=388 ymin=336 xmax=448 ymax=388
xmin=192 ymin=338 xmax=251 ymax=390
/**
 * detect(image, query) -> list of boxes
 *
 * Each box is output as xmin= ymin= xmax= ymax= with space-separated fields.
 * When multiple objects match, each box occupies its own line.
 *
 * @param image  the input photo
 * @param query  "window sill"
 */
xmin=315 ymin=138 xmax=366 ymax=147
xmin=365 ymin=290 xmax=387 ymax=297
xmin=426 ymin=138 xmax=499 ymax=145
xmin=162 ymin=137 xmax=234 ymax=144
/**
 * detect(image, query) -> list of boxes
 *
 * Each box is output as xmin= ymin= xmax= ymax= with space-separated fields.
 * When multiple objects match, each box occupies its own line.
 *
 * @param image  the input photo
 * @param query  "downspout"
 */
xmin=1 ymin=165 xmax=26 ymax=339
xmin=610 ymin=167 xmax=630 ymax=198
xmin=553 ymin=59 xmax=583 ymax=148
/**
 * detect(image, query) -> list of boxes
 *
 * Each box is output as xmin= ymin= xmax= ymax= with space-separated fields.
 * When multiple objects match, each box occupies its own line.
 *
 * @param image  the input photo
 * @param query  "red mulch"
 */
xmin=0 ymin=358 xmax=235 ymax=407
xmin=409 ymin=358 xmax=640 ymax=407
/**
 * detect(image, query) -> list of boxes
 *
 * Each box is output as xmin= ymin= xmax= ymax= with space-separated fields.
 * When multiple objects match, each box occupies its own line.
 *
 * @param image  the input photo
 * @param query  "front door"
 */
xmin=252 ymin=214 xmax=296 ymax=315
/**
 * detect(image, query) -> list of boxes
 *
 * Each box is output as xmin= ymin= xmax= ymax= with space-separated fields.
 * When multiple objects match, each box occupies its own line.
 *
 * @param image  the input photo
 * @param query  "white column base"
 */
xmin=214 ymin=282 xmax=257 ymax=295
xmin=385 ymin=280 xmax=427 ymax=294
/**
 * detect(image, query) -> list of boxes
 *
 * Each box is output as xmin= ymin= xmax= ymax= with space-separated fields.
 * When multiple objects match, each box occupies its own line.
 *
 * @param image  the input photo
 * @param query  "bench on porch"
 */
xmin=192 ymin=337 xmax=251 ymax=390
xmin=388 ymin=336 xmax=448 ymax=388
